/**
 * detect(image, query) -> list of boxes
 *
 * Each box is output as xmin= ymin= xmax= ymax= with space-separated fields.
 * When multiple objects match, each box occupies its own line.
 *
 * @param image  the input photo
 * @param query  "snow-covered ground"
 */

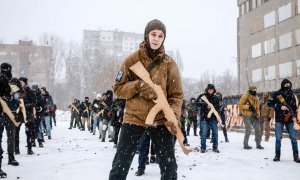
xmin=2 ymin=110 xmax=300 ymax=180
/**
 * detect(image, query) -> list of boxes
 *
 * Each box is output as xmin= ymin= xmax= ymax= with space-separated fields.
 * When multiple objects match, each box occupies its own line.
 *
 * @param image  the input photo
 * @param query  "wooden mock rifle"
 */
xmin=129 ymin=61 xmax=192 ymax=155
xmin=277 ymin=95 xmax=293 ymax=123
xmin=200 ymin=95 xmax=224 ymax=127
xmin=0 ymin=97 xmax=21 ymax=127
xmin=16 ymin=98 xmax=28 ymax=124
xmin=70 ymin=104 xmax=80 ymax=114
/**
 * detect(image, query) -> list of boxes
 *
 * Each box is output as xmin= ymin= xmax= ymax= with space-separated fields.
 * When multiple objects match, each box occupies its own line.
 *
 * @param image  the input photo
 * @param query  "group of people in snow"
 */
xmin=0 ymin=62 xmax=57 ymax=178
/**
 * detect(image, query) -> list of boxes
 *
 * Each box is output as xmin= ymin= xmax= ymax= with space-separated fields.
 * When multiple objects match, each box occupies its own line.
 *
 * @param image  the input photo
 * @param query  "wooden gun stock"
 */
xmin=17 ymin=99 xmax=28 ymax=124
xmin=277 ymin=95 xmax=293 ymax=123
xmin=297 ymin=106 xmax=300 ymax=126
xmin=0 ymin=97 xmax=21 ymax=127
xmin=200 ymin=95 xmax=224 ymax=126
xmin=129 ymin=61 xmax=191 ymax=155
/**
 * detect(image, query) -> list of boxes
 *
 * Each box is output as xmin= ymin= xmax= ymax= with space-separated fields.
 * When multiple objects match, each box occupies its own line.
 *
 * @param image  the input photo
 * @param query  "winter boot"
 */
xmin=0 ymin=158 xmax=7 ymax=178
xmin=244 ymin=145 xmax=252 ymax=150
xmin=8 ymin=154 xmax=19 ymax=166
xmin=27 ymin=148 xmax=34 ymax=155
xmin=256 ymin=145 xmax=264 ymax=149
xmin=212 ymin=148 xmax=220 ymax=153
xmin=135 ymin=169 xmax=145 ymax=176
xmin=15 ymin=148 xmax=20 ymax=155
xmin=150 ymin=155 xmax=157 ymax=163
xmin=273 ymin=151 xmax=280 ymax=162
xmin=225 ymin=137 xmax=229 ymax=142
xmin=293 ymin=151 xmax=300 ymax=163
xmin=38 ymin=140 xmax=44 ymax=148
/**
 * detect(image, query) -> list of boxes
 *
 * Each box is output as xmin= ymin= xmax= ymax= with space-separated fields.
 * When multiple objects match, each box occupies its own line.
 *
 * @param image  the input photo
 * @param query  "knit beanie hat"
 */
xmin=248 ymin=86 xmax=257 ymax=91
xmin=144 ymin=19 xmax=166 ymax=42
xmin=19 ymin=77 xmax=28 ymax=85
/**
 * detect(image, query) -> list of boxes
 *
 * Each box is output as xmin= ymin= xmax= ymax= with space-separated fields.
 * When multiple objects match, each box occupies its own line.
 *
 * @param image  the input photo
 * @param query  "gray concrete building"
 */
xmin=237 ymin=0 xmax=300 ymax=94
xmin=0 ymin=40 xmax=53 ymax=88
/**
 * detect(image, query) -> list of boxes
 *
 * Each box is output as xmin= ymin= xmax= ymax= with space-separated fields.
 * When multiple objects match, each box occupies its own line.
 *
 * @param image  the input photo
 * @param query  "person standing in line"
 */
xmin=196 ymin=84 xmax=221 ymax=153
xmin=109 ymin=19 xmax=183 ymax=180
xmin=268 ymin=79 xmax=300 ymax=163
xmin=238 ymin=86 xmax=263 ymax=150
xmin=259 ymin=92 xmax=273 ymax=142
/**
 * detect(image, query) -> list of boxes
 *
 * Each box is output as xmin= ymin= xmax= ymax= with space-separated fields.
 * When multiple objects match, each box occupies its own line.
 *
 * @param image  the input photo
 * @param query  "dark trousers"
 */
xmin=113 ymin=122 xmax=122 ymax=145
xmin=109 ymin=124 xmax=177 ymax=180
xmin=15 ymin=122 xmax=22 ymax=152
xmin=180 ymin=118 xmax=188 ymax=144
xmin=138 ymin=131 xmax=150 ymax=171
xmin=0 ymin=115 xmax=16 ymax=156
xmin=50 ymin=112 xmax=56 ymax=127
xmin=186 ymin=117 xmax=197 ymax=135
xmin=25 ymin=115 xmax=35 ymax=150
xmin=222 ymin=119 xmax=228 ymax=140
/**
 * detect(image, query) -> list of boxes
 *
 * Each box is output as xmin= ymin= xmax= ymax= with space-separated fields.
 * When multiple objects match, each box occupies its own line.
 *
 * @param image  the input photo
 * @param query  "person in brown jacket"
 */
xmin=259 ymin=92 xmax=273 ymax=142
xmin=109 ymin=19 xmax=183 ymax=180
xmin=238 ymin=86 xmax=264 ymax=150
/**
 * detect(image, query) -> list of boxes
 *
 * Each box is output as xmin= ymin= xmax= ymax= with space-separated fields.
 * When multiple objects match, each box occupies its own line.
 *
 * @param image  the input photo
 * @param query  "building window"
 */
xmin=252 ymin=43 xmax=262 ymax=58
xmin=251 ymin=0 xmax=257 ymax=10
xmin=296 ymin=29 xmax=300 ymax=45
xmin=299 ymin=0 xmax=300 ymax=14
xmin=246 ymin=1 xmax=250 ymax=13
xmin=264 ymin=38 xmax=276 ymax=54
xmin=264 ymin=11 xmax=275 ymax=28
xmin=0 ymin=51 xmax=7 ymax=56
xmin=278 ymin=3 xmax=292 ymax=22
xmin=239 ymin=3 xmax=245 ymax=16
xmin=252 ymin=69 xmax=262 ymax=82
xmin=297 ymin=60 xmax=300 ymax=76
xmin=279 ymin=62 xmax=292 ymax=78
xmin=279 ymin=32 xmax=292 ymax=50
xmin=257 ymin=0 xmax=262 ymax=6
xmin=264 ymin=65 xmax=276 ymax=80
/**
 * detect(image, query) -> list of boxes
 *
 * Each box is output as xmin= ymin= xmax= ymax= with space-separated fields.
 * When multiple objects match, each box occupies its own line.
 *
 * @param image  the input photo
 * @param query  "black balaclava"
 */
xmin=248 ymin=86 xmax=257 ymax=96
xmin=281 ymin=79 xmax=292 ymax=91
xmin=144 ymin=19 xmax=166 ymax=59
xmin=1 ymin=62 xmax=12 ymax=80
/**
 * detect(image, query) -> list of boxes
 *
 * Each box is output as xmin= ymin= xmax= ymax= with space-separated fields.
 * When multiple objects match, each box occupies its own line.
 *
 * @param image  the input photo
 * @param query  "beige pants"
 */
xmin=81 ymin=117 xmax=90 ymax=130
xmin=259 ymin=117 xmax=271 ymax=141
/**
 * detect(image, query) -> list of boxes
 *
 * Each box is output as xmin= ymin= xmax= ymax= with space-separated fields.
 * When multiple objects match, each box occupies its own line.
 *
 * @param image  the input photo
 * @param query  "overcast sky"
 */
xmin=0 ymin=0 xmax=238 ymax=79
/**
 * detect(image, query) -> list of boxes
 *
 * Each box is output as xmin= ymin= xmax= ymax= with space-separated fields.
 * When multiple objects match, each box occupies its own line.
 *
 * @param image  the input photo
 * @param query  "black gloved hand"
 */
xmin=249 ymin=105 xmax=255 ymax=112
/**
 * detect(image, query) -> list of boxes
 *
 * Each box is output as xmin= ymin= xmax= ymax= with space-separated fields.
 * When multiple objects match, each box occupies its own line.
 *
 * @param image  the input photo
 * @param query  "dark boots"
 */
xmin=8 ymin=154 xmax=19 ymax=166
xmin=0 ymin=159 xmax=7 ymax=178
xmin=150 ymin=155 xmax=157 ymax=163
xmin=28 ymin=148 xmax=34 ymax=155
xmin=293 ymin=151 xmax=300 ymax=163
xmin=273 ymin=151 xmax=280 ymax=162
xmin=135 ymin=169 xmax=145 ymax=176
xmin=38 ymin=140 xmax=44 ymax=148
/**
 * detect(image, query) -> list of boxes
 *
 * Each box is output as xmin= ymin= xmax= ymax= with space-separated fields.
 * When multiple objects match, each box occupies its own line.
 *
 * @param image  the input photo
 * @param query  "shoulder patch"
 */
xmin=115 ymin=71 xmax=123 ymax=81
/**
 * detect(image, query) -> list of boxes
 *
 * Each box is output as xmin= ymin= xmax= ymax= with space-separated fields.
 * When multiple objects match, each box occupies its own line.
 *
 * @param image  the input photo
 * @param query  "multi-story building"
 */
xmin=0 ymin=40 xmax=53 ymax=88
xmin=237 ymin=0 xmax=300 ymax=94
xmin=83 ymin=29 xmax=184 ymax=67
xmin=83 ymin=29 xmax=144 ymax=62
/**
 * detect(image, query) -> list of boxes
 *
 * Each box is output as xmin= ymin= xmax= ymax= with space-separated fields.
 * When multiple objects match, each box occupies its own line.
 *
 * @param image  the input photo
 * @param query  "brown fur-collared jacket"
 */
xmin=113 ymin=42 xmax=183 ymax=127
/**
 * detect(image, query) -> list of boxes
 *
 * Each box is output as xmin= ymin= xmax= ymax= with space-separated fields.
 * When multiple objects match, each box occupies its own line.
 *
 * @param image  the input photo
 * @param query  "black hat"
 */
xmin=207 ymin=84 xmax=215 ymax=90
xmin=144 ymin=19 xmax=166 ymax=41
xmin=1 ymin=62 xmax=12 ymax=79
xmin=19 ymin=77 xmax=28 ymax=84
